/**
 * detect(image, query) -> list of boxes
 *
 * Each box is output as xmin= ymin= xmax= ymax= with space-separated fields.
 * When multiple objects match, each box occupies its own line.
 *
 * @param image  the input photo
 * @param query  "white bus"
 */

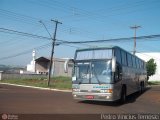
xmin=69 ymin=46 xmax=147 ymax=103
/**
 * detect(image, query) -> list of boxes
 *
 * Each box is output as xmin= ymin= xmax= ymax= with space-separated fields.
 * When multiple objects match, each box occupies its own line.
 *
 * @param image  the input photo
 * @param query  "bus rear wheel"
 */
xmin=120 ymin=87 xmax=126 ymax=104
xmin=140 ymin=82 xmax=144 ymax=94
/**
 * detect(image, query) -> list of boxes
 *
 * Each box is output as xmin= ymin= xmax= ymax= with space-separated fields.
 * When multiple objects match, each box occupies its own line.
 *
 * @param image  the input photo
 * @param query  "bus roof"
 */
xmin=76 ymin=45 xmax=119 ymax=52
xmin=75 ymin=46 xmax=145 ymax=62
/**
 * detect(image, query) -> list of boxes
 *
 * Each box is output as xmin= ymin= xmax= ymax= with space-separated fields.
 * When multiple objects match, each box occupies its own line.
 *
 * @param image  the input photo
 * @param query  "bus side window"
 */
xmin=115 ymin=48 xmax=121 ymax=64
xmin=139 ymin=60 xmax=142 ymax=69
xmin=114 ymin=63 xmax=122 ymax=82
xmin=136 ymin=58 xmax=139 ymax=69
xmin=132 ymin=56 xmax=136 ymax=68
xmin=127 ymin=53 xmax=132 ymax=67
xmin=121 ymin=51 xmax=127 ymax=66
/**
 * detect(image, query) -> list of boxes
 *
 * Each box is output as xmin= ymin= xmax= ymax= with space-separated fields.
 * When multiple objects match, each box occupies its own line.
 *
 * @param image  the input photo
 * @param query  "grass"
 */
xmin=0 ymin=76 xmax=72 ymax=90
xmin=1 ymin=77 xmax=159 ymax=89
xmin=148 ymin=81 xmax=160 ymax=85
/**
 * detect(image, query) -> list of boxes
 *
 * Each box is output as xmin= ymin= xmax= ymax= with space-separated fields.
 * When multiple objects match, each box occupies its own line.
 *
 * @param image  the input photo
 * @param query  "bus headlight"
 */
xmin=73 ymin=94 xmax=77 ymax=97
xmin=72 ymin=88 xmax=80 ymax=92
xmin=100 ymin=89 xmax=113 ymax=93
xmin=106 ymin=96 xmax=110 ymax=99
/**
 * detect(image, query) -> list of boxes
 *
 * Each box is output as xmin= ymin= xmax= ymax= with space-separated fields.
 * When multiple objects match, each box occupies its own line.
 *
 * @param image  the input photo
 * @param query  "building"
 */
xmin=26 ymin=50 xmax=36 ymax=73
xmin=35 ymin=57 xmax=73 ymax=77
xmin=136 ymin=52 xmax=160 ymax=81
xmin=25 ymin=50 xmax=73 ymax=77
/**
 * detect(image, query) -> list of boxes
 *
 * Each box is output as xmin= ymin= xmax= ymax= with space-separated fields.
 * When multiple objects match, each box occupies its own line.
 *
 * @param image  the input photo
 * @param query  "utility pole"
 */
xmin=47 ymin=20 xmax=62 ymax=87
xmin=130 ymin=25 xmax=141 ymax=55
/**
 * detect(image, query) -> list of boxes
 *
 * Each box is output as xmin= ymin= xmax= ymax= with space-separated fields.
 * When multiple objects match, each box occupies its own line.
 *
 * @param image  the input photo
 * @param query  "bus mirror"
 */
xmin=64 ymin=59 xmax=74 ymax=73
xmin=64 ymin=59 xmax=69 ymax=73
xmin=112 ymin=57 xmax=116 ymax=72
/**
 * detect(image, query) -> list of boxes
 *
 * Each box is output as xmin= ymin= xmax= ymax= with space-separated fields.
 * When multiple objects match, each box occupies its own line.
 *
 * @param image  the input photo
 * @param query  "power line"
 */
xmin=0 ymin=8 xmax=103 ymax=39
xmin=43 ymin=0 xmax=159 ymax=28
xmin=1 ymin=27 xmax=160 ymax=46
xmin=0 ymin=9 xmax=40 ymax=27
xmin=0 ymin=27 xmax=67 ymax=45
xmin=0 ymin=27 xmax=94 ymax=48
xmin=0 ymin=28 xmax=51 ymax=40
xmin=0 ymin=33 xmax=159 ymax=62
xmin=0 ymin=43 xmax=51 ymax=61
xmin=1 ymin=0 xmax=159 ymax=41
xmin=58 ymin=34 xmax=160 ymax=44
xmin=0 ymin=41 xmax=86 ymax=61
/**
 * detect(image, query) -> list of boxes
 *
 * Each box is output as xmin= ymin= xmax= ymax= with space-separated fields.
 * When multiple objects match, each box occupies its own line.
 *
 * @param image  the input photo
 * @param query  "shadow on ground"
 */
xmin=79 ymin=87 xmax=151 ymax=107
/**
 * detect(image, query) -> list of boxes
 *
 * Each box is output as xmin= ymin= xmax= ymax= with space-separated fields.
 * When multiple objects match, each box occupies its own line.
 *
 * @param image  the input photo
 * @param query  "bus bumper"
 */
xmin=72 ymin=92 xmax=119 ymax=102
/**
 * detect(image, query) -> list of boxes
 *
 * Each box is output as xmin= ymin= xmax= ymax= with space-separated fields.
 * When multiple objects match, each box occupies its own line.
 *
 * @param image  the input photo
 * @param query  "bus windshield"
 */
xmin=73 ymin=60 xmax=112 ymax=84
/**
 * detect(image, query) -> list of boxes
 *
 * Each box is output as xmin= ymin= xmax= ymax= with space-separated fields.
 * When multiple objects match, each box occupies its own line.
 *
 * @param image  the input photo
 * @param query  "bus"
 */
xmin=66 ymin=46 xmax=147 ymax=103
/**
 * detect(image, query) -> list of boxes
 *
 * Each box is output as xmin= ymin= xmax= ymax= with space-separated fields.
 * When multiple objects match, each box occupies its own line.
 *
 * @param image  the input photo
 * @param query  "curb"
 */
xmin=0 ymin=83 xmax=72 ymax=93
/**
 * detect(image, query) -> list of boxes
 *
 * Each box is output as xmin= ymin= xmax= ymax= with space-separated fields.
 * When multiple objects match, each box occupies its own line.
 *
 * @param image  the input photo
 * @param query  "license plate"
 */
xmin=85 ymin=95 xmax=94 ymax=99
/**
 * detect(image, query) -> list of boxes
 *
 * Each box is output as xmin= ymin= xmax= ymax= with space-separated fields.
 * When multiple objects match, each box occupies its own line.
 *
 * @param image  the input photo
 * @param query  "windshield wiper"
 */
xmin=93 ymin=69 xmax=101 ymax=85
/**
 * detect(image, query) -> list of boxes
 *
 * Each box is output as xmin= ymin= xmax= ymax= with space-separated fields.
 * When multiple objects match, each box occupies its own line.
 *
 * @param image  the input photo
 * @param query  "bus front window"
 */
xmin=73 ymin=60 xmax=112 ymax=84
xmin=74 ymin=62 xmax=90 ymax=84
xmin=91 ymin=60 xmax=112 ymax=84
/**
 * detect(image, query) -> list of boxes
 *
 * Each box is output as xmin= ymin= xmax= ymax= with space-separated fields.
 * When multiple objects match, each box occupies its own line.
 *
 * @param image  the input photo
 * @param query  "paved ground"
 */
xmin=0 ymin=84 xmax=160 ymax=119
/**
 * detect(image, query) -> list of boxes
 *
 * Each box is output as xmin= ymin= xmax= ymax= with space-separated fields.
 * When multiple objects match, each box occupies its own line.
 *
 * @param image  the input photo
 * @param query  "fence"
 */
xmin=0 ymin=72 xmax=47 ymax=80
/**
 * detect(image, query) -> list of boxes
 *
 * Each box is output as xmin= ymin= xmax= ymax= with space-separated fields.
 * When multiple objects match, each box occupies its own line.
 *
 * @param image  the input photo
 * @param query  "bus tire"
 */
xmin=140 ymin=82 xmax=144 ymax=94
xmin=120 ymin=86 xmax=126 ymax=104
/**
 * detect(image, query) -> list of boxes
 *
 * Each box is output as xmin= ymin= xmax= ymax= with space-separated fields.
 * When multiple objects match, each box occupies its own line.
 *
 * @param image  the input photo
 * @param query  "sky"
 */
xmin=0 ymin=0 xmax=160 ymax=66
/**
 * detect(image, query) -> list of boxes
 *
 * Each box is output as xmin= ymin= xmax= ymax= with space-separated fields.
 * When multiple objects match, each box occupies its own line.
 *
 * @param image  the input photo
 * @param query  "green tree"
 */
xmin=146 ymin=58 xmax=157 ymax=80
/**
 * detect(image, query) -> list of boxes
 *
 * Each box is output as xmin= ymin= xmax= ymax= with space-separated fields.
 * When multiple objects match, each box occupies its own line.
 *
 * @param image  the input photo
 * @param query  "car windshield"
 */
xmin=73 ymin=60 xmax=112 ymax=84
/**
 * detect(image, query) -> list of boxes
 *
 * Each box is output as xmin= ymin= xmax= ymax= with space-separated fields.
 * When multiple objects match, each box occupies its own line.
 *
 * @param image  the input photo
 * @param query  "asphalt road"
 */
xmin=0 ymin=84 xmax=160 ymax=120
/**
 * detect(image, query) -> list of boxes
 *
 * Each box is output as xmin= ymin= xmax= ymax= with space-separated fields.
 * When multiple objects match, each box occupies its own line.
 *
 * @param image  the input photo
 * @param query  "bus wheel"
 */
xmin=120 ymin=87 xmax=126 ymax=104
xmin=140 ymin=82 xmax=144 ymax=94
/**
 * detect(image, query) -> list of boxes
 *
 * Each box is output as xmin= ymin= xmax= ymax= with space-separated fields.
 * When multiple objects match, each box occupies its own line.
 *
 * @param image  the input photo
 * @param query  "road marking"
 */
xmin=0 ymin=83 xmax=72 ymax=92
